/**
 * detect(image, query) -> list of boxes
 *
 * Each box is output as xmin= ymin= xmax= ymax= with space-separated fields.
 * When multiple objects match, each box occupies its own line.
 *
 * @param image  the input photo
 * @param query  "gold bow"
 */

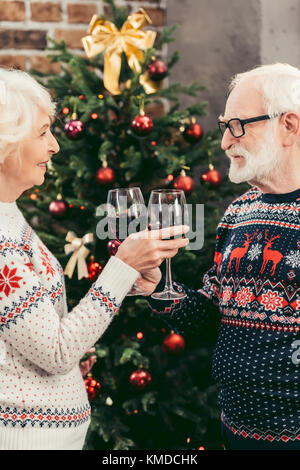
xmin=81 ymin=9 xmax=158 ymax=95
xmin=64 ymin=231 xmax=94 ymax=280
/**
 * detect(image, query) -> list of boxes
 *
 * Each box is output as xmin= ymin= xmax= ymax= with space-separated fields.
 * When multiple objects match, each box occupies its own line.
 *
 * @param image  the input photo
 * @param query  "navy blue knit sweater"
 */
xmin=146 ymin=186 xmax=300 ymax=444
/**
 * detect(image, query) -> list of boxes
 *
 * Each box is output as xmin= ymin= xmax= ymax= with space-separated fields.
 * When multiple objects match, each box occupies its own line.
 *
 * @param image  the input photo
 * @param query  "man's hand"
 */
xmin=128 ymin=268 xmax=162 ymax=296
xmin=79 ymin=347 xmax=97 ymax=377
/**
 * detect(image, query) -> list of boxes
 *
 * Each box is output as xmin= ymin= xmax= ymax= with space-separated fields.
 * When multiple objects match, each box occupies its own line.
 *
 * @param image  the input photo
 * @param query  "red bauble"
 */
xmin=183 ymin=123 xmax=204 ymax=144
xmin=162 ymin=333 xmax=185 ymax=354
xmin=201 ymin=168 xmax=222 ymax=187
xmin=129 ymin=369 xmax=152 ymax=390
xmin=131 ymin=114 xmax=154 ymax=137
xmin=107 ymin=239 xmax=121 ymax=256
xmin=84 ymin=375 xmax=101 ymax=400
xmin=173 ymin=171 xmax=195 ymax=195
xmin=147 ymin=59 xmax=168 ymax=81
xmin=49 ymin=199 xmax=68 ymax=218
xmin=64 ymin=119 xmax=84 ymax=139
xmin=87 ymin=259 xmax=103 ymax=282
xmin=96 ymin=166 xmax=115 ymax=185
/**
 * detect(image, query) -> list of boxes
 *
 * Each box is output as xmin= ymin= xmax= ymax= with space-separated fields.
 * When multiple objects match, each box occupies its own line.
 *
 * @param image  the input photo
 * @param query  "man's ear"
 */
xmin=281 ymin=112 xmax=300 ymax=147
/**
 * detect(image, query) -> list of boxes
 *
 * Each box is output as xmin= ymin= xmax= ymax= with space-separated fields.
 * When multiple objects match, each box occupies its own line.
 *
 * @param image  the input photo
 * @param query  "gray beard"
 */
xmin=227 ymin=130 xmax=282 ymax=185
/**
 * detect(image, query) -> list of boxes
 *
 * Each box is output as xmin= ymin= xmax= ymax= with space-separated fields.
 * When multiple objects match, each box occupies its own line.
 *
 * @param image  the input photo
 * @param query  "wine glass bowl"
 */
xmin=148 ymin=189 xmax=189 ymax=300
xmin=107 ymin=187 xmax=147 ymax=296
xmin=107 ymin=187 xmax=146 ymax=241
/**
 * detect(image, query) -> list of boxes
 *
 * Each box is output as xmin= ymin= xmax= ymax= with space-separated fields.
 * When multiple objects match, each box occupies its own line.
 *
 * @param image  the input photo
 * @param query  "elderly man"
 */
xmin=119 ymin=63 xmax=300 ymax=450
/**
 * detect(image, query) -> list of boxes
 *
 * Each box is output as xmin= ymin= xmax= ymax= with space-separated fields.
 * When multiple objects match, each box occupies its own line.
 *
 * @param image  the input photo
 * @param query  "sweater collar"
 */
xmin=261 ymin=187 xmax=300 ymax=203
xmin=0 ymin=200 xmax=21 ymax=217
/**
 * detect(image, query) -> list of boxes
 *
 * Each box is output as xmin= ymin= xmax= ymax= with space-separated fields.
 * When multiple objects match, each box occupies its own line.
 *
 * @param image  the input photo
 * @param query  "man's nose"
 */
xmin=221 ymin=128 xmax=240 ymax=151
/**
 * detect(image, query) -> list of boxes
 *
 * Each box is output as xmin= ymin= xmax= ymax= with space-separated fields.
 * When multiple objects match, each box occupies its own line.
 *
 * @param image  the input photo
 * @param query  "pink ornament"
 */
xmin=49 ymin=199 xmax=68 ymax=218
xmin=107 ymin=239 xmax=121 ymax=256
xmin=147 ymin=59 xmax=168 ymax=81
xmin=64 ymin=119 xmax=84 ymax=139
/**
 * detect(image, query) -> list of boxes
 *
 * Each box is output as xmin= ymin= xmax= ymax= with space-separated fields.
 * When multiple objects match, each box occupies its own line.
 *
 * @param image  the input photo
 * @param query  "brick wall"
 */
xmin=0 ymin=0 xmax=167 ymax=74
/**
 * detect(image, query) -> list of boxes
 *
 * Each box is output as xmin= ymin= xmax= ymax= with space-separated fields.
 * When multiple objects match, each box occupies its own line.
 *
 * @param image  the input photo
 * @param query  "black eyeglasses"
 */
xmin=218 ymin=113 xmax=284 ymax=138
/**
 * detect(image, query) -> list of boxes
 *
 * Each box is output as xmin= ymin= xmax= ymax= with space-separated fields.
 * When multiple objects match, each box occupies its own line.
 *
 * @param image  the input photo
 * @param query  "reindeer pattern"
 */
xmin=259 ymin=230 xmax=284 ymax=275
xmin=227 ymin=230 xmax=258 ymax=272
xmin=215 ymin=228 xmax=285 ymax=277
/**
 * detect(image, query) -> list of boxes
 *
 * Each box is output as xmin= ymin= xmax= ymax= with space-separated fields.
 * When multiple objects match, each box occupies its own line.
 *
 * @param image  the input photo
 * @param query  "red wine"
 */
xmin=108 ymin=215 xmax=142 ymax=241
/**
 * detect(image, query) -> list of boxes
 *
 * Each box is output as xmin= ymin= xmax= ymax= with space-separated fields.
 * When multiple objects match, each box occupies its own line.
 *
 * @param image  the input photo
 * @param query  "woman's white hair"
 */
xmin=228 ymin=62 xmax=300 ymax=117
xmin=0 ymin=67 xmax=56 ymax=165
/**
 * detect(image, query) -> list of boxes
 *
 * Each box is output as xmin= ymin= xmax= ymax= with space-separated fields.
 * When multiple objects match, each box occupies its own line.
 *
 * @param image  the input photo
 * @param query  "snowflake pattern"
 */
xmin=0 ymin=264 xmax=23 ymax=297
xmin=247 ymin=243 xmax=262 ymax=261
xmin=25 ymin=262 xmax=34 ymax=272
xmin=222 ymin=286 xmax=233 ymax=304
xmin=235 ymin=287 xmax=253 ymax=307
xmin=223 ymin=243 xmax=233 ymax=260
xmin=285 ymin=250 xmax=300 ymax=269
xmin=38 ymin=245 xmax=56 ymax=277
xmin=260 ymin=290 xmax=284 ymax=312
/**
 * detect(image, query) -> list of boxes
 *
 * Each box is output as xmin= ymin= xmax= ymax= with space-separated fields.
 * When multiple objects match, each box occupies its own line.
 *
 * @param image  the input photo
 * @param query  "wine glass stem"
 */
xmin=165 ymin=258 xmax=173 ymax=291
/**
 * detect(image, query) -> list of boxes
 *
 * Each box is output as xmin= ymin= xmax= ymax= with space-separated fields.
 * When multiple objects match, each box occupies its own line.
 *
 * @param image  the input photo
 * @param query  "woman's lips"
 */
xmin=37 ymin=163 xmax=47 ymax=171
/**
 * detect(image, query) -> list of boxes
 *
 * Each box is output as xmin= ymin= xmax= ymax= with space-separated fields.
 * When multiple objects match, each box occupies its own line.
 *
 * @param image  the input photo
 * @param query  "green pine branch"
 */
xmin=155 ymin=24 xmax=178 ymax=49
xmin=104 ymin=0 xmax=129 ymax=29
xmin=158 ymin=81 xmax=206 ymax=100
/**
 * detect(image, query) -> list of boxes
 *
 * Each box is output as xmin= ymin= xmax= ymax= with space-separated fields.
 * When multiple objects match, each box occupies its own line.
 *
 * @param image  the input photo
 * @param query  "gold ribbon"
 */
xmin=81 ymin=9 xmax=158 ymax=95
xmin=64 ymin=231 xmax=94 ymax=280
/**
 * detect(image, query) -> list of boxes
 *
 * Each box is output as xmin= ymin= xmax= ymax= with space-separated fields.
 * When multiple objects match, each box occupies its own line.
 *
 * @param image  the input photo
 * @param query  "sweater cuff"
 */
xmin=94 ymin=255 xmax=140 ymax=305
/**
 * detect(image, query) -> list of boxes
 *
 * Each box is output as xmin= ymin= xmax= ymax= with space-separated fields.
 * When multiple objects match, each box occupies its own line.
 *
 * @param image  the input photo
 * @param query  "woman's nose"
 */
xmin=49 ymin=133 xmax=60 ymax=154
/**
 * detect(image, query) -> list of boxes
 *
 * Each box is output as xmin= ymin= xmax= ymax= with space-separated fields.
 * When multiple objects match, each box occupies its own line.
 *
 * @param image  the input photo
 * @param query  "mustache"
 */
xmin=225 ymin=146 xmax=249 ymax=158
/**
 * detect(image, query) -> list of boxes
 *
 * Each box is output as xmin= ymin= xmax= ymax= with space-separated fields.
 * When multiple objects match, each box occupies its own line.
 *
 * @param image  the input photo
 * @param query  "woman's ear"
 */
xmin=281 ymin=112 xmax=300 ymax=147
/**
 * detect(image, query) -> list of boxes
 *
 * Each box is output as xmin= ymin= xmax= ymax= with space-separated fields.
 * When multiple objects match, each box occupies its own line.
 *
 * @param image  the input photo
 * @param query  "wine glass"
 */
xmin=107 ymin=187 xmax=147 ymax=296
xmin=148 ymin=189 xmax=188 ymax=300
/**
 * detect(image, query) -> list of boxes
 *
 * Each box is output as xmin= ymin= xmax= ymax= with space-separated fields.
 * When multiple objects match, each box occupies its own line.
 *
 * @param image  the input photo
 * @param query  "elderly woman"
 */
xmin=0 ymin=68 xmax=189 ymax=450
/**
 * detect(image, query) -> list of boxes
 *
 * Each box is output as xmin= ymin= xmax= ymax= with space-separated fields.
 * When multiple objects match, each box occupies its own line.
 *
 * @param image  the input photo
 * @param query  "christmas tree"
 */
xmin=18 ymin=0 xmax=249 ymax=450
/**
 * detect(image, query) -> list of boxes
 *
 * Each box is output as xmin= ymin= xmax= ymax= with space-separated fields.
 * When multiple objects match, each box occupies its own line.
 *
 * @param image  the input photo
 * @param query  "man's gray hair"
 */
xmin=228 ymin=62 xmax=300 ymax=117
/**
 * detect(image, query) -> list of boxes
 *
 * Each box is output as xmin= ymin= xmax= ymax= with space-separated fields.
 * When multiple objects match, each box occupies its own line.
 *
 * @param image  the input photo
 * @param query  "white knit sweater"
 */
xmin=0 ymin=200 xmax=140 ymax=450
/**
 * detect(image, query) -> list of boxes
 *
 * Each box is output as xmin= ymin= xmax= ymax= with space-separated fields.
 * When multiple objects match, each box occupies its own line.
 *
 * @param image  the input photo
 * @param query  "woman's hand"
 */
xmin=115 ymin=225 xmax=190 ymax=273
xmin=79 ymin=347 xmax=97 ymax=377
